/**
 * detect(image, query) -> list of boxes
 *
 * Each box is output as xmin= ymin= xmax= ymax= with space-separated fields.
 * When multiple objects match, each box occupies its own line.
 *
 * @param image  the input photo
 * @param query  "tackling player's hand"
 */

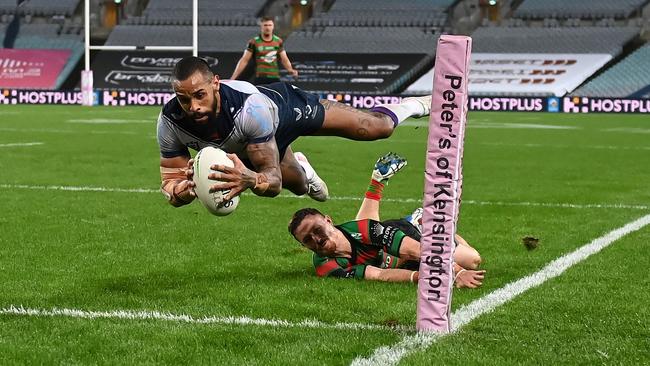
xmin=454 ymin=269 xmax=486 ymax=289
xmin=208 ymin=153 xmax=256 ymax=200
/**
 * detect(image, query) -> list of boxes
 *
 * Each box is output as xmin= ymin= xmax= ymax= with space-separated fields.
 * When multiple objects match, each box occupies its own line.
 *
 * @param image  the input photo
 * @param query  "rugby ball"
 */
xmin=193 ymin=146 xmax=240 ymax=216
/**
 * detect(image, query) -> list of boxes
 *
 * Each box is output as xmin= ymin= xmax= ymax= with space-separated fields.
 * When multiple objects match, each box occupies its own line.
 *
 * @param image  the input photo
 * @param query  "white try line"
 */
xmin=0 ymin=305 xmax=407 ymax=332
xmin=1 ymin=183 xmax=649 ymax=211
xmin=352 ymin=213 xmax=650 ymax=365
xmin=0 ymin=142 xmax=43 ymax=148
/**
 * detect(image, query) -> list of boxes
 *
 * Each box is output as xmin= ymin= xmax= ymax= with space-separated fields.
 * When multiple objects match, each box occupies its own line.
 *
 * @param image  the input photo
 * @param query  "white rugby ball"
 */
xmin=193 ymin=146 xmax=240 ymax=216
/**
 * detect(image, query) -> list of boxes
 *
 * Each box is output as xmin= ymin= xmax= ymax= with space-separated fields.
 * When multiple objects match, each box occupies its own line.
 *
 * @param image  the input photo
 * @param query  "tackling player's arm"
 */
xmin=160 ymin=155 xmax=196 ymax=207
xmin=314 ymin=256 xmax=363 ymax=279
xmin=364 ymin=266 xmax=418 ymax=283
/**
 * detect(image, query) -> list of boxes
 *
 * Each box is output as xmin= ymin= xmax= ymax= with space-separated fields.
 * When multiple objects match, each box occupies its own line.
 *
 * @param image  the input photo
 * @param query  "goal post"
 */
xmin=416 ymin=35 xmax=472 ymax=332
xmin=81 ymin=0 xmax=199 ymax=106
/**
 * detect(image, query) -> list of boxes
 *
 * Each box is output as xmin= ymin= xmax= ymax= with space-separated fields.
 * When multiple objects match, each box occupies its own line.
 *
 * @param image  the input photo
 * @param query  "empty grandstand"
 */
xmin=1 ymin=0 xmax=649 ymax=98
xmin=513 ymin=0 xmax=647 ymax=20
xmin=470 ymin=26 xmax=640 ymax=56
xmin=573 ymin=44 xmax=650 ymax=98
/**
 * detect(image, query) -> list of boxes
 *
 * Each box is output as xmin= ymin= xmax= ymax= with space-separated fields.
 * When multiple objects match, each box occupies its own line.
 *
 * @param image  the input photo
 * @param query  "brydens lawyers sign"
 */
xmin=89 ymin=52 xmax=238 ymax=90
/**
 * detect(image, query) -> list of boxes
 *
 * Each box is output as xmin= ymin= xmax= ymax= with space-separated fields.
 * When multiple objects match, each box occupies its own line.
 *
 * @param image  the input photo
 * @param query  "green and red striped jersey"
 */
xmin=312 ymin=219 xmax=409 ymax=279
xmin=247 ymin=35 xmax=284 ymax=79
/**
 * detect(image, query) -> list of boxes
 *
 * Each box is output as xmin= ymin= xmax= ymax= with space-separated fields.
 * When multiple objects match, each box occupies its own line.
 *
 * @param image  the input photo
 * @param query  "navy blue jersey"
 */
xmin=157 ymin=80 xmax=324 ymax=162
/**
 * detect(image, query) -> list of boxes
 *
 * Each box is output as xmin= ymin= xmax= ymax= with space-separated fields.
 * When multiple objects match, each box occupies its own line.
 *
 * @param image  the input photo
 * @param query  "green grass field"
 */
xmin=0 ymin=105 xmax=648 ymax=365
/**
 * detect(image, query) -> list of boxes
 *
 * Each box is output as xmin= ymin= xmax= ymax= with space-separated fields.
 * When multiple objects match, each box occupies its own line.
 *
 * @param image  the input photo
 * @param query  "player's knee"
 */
xmin=362 ymin=116 xmax=394 ymax=140
xmin=283 ymin=176 xmax=309 ymax=196
xmin=292 ymin=183 xmax=309 ymax=196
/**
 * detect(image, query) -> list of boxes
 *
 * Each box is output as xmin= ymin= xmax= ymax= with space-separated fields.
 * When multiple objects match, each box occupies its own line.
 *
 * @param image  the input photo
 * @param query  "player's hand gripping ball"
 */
xmin=193 ymin=147 xmax=240 ymax=216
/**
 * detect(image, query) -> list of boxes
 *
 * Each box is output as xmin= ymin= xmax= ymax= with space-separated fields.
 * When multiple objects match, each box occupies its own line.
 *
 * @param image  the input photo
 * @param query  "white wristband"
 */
xmin=410 ymin=271 xmax=417 ymax=283
xmin=454 ymin=269 xmax=467 ymax=283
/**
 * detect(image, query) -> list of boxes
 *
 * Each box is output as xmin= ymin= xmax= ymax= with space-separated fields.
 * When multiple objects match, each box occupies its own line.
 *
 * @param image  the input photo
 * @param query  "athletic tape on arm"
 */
xmin=417 ymin=35 xmax=472 ymax=332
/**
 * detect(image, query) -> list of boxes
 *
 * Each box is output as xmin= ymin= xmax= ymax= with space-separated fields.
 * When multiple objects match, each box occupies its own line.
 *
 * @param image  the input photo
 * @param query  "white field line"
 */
xmin=602 ymin=127 xmax=650 ymax=134
xmin=0 ymin=142 xmax=43 ymax=148
xmin=351 ymin=213 xmax=650 ymax=366
xmin=0 ymin=305 xmax=406 ymax=332
xmin=400 ymin=121 xmax=579 ymax=129
xmin=1 ymin=184 xmax=649 ymax=211
xmin=0 ymin=184 xmax=158 ymax=194
xmin=480 ymin=142 xmax=650 ymax=151
xmin=0 ymin=127 xmax=139 ymax=135
xmin=66 ymin=119 xmax=154 ymax=124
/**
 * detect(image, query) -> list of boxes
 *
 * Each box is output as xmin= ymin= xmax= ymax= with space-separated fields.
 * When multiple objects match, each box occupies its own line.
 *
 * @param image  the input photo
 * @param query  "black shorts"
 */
xmin=256 ymin=82 xmax=325 ymax=160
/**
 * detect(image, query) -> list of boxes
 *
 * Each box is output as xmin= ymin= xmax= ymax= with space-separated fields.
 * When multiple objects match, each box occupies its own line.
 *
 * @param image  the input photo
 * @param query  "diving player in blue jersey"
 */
xmin=157 ymin=56 xmax=432 ymax=207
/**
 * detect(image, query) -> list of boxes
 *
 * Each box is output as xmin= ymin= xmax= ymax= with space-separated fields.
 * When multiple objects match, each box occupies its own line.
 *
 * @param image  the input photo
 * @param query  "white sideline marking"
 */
xmin=0 ymin=305 xmax=405 ymax=332
xmin=1 ymin=184 xmax=649 ymax=211
xmin=352 ymin=213 xmax=650 ymax=366
xmin=0 ymin=142 xmax=43 ymax=148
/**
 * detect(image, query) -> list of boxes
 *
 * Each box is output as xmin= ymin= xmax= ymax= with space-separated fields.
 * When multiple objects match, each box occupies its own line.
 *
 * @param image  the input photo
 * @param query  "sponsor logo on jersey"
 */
xmin=261 ymin=51 xmax=278 ymax=64
xmin=373 ymin=223 xmax=385 ymax=237
xmin=293 ymin=107 xmax=302 ymax=121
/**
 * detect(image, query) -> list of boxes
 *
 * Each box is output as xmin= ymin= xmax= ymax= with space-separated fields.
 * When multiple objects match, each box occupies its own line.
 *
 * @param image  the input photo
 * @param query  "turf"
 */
xmin=0 ymin=105 xmax=648 ymax=365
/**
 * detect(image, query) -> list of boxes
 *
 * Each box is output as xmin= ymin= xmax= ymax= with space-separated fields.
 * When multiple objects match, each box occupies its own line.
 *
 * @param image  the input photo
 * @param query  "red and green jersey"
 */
xmin=246 ymin=34 xmax=284 ymax=79
xmin=313 ymin=219 xmax=409 ymax=279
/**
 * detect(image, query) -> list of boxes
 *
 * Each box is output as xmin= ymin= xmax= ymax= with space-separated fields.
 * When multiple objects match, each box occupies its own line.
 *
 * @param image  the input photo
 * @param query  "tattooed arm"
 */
xmin=246 ymin=138 xmax=282 ymax=197
xmin=211 ymin=138 xmax=282 ymax=200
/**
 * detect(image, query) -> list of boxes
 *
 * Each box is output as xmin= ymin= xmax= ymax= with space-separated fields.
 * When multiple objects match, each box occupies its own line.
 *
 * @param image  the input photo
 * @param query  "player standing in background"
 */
xmin=157 ymin=57 xmax=432 ymax=208
xmin=288 ymin=153 xmax=485 ymax=287
xmin=230 ymin=16 xmax=298 ymax=85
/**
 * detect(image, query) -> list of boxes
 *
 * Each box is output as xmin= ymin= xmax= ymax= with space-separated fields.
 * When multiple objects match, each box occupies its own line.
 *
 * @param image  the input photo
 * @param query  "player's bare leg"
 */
xmin=355 ymin=152 xmax=408 ymax=220
xmin=280 ymin=146 xmax=329 ymax=201
xmin=315 ymin=96 xmax=431 ymax=140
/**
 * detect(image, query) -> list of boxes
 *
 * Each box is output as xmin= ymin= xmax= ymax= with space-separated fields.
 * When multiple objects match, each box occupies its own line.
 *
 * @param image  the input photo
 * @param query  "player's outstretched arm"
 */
xmin=160 ymin=156 xmax=196 ymax=207
xmin=364 ymin=265 xmax=418 ymax=283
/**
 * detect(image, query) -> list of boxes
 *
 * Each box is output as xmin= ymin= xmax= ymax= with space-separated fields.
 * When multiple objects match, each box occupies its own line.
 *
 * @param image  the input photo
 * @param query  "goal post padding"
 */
xmin=416 ymin=35 xmax=472 ymax=332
